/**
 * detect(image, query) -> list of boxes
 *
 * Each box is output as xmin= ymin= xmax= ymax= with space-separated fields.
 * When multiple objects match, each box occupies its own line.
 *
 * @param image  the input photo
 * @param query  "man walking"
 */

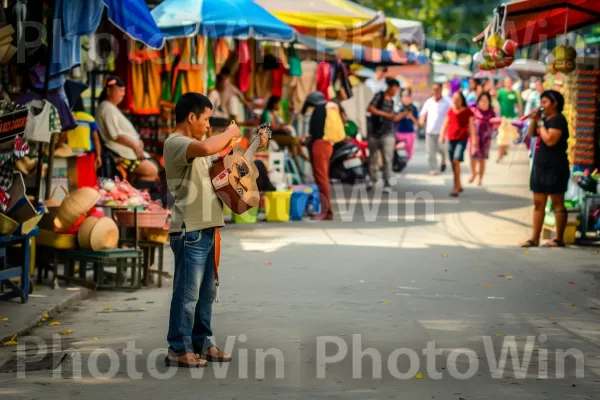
xmin=496 ymin=77 xmax=523 ymax=163
xmin=420 ymin=83 xmax=452 ymax=175
xmin=163 ymin=93 xmax=268 ymax=367
xmin=367 ymin=78 xmax=401 ymax=193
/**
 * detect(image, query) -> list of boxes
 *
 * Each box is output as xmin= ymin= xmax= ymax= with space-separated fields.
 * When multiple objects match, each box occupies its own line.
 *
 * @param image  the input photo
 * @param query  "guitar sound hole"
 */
xmin=237 ymin=162 xmax=249 ymax=178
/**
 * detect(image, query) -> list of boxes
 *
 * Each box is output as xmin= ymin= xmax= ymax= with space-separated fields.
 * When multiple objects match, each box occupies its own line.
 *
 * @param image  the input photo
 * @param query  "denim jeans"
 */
xmin=167 ymin=227 xmax=216 ymax=355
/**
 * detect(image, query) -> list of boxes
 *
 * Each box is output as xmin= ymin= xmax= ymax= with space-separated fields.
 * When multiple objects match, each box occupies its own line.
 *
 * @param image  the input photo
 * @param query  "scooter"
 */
xmin=329 ymin=138 xmax=367 ymax=184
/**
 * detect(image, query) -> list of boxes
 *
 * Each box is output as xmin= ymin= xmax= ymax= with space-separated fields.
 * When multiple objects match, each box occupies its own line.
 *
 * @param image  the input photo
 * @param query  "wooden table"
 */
xmin=99 ymin=205 xmax=141 ymax=249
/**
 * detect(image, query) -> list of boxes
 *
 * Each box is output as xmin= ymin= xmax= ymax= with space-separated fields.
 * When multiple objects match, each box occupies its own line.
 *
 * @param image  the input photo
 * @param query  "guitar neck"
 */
xmin=242 ymin=133 xmax=261 ymax=164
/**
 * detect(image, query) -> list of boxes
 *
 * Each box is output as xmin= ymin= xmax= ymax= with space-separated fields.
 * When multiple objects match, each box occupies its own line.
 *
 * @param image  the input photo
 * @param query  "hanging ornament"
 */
xmin=477 ymin=4 xmax=514 ymax=71
xmin=0 ymin=187 xmax=9 ymax=212
xmin=13 ymin=136 xmax=30 ymax=159
xmin=550 ymin=8 xmax=577 ymax=74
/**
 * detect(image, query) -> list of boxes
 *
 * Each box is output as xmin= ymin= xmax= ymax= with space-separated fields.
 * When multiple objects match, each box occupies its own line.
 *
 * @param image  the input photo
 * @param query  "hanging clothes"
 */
xmin=316 ymin=62 xmax=332 ymax=101
xmin=333 ymin=61 xmax=353 ymax=100
xmin=17 ymin=91 xmax=75 ymax=131
xmin=67 ymin=111 xmax=98 ymax=152
xmin=23 ymin=99 xmax=62 ymax=143
xmin=271 ymin=62 xmax=287 ymax=98
xmin=236 ymin=41 xmax=252 ymax=93
xmin=129 ymin=43 xmax=162 ymax=115
xmin=291 ymin=60 xmax=318 ymax=113
xmin=288 ymin=45 xmax=302 ymax=77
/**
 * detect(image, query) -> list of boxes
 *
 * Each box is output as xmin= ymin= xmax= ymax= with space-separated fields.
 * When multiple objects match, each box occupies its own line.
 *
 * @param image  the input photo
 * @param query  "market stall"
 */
xmin=473 ymin=1 xmax=600 ymax=242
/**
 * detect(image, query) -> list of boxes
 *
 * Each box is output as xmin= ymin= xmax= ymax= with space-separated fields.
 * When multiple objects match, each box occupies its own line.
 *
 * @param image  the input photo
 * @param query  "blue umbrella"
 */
xmin=102 ymin=0 xmax=165 ymax=49
xmin=151 ymin=0 xmax=295 ymax=41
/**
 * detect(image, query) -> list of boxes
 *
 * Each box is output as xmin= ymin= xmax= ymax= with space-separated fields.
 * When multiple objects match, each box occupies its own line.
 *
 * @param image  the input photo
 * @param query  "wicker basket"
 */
xmin=54 ymin=187 xmax=100 ymax=231
xmin=113 ymin=209 xmax=169 ymax=228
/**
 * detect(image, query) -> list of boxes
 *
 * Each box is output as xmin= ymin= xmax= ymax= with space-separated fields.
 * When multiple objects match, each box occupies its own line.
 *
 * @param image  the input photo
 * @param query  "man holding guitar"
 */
xmin=163 ymin=93 xmax=269 ymax=368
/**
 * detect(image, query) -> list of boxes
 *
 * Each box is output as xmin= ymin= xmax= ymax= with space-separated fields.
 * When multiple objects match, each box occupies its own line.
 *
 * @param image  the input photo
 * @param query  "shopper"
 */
xmin=260 ymin=95 xmax=309 ymax=168
xmin=420 ymin=83 xmax=452 ymax=175
xmin=439 ymin=91 xmax=476 ymax=197
xmin=96 ymin=76 xmax=159 ymax=182
xmin=463 ymin=78 xmax=478 ymax=105
xmin=469 ymin=92 xmax=499 ymax=186
xmin=524 ymin=79 xmax=545 ymax=157
xmin=394 ymin=91 xmax=419 ymax=161
xmin=164 ymin=93 xmax=268 ymax=367
xmin=496 ymin=77 xmax=523 ymax=163
xmin=302 ymin=92 xmax=346 ymax=221
xmin=520 ymin=90 xmax=570 ymax=248
xmin=365 ymin=66 xmax=388 ymax=94
xmin=367 ymin=78 xmax=401 ymax=193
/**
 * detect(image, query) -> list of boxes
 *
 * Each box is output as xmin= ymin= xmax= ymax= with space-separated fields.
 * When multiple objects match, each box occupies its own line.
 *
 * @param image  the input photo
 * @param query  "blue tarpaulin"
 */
xmin=151 ymin=0 xmax=295 ymax=41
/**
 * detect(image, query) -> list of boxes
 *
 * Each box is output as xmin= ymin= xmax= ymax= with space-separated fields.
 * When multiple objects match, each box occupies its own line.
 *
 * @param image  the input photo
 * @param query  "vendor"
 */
xmin=95 ymin=76 xmax=159 ymax=182
xmin=260 ymin=95 xmax=309 ymax=169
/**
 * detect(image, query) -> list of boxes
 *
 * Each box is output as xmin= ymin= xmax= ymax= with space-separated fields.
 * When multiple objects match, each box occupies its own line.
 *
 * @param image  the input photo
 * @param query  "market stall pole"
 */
xmin=0 ymin=227 xmax=37 ymax=303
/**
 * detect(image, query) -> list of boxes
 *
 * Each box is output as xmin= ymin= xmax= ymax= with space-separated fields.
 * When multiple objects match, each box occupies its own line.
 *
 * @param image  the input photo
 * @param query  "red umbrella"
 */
xmin=473 ymin=0 xmax=600 ymax=47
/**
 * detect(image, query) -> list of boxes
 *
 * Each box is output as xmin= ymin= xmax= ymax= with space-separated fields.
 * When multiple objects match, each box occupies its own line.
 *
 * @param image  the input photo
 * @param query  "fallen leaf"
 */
xmin=444 ymin=269 xmax=448 ymax=272
xmin=265 ymin=261 xmax=272 ymax=265
xmin=495 ymin=333 xmax=501 ymax=337
xmin=2 ymin=340 xmax=17 ymax=346
xmin=383 ymin=301 xmax=389 ymax=305
xmin=475 ymin=261 xmax=480 ymax=265
xmin=523 ymin=250 xmax=529 ymax=255
xmin=42 ymin=313 xmax=49 ymax=319
xmin=103 ymin=306 xmax=112 ymax=311
xmin=506 ymin=275 xmax=513 ymax=280
xmin=37 ymin=322 xmax=41 ymax=326
xmin=549 ymin=317 xmax=555 ymax=320
xmin=441 ymin=253 xmax=448 ymax=258
xmin=571 ymin=304 xmax=576 ymax=307
xmin=58 ymin=329 xmax=72 ymax=335
xmin=415 ymin=372 xmax=423 ymax=379
xmin=483 ymin=285 xmax=491 ymax=289
xmin=497 ymin=274 xmax=505 ymax=278
xmin=92 ymin=337 xmax=100 ymax=341
xmin=568 ymin=281 xmax=576 ymax=285
xmin=66 ymin=288 xmax=80 ymax=291
xmin=48 ymin=321 xmax=61 ymax=326
xmin=139 ymin=308 xmax=146 ymax=311
xmin=0 ymin=317 xmax=8 ymax=322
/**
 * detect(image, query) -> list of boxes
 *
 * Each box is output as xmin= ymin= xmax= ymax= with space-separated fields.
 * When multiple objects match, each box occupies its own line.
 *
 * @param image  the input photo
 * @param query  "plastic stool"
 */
xmin=264 ymin=191 xmax=292 ymax=222
xmin=290 ymin=190 xmax=310 ymax=221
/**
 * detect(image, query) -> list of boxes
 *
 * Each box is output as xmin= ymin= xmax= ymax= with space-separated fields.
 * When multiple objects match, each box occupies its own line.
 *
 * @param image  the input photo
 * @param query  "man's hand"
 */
xmin=135 ymin=145 xmax=145 ymax=160
xmin=258 ymin=130 xmax=269 ymax=149
xmin=94 ymin=155 xmax=102 ymax=170
xmin=438 ymin=135 xmax=446 ymax=145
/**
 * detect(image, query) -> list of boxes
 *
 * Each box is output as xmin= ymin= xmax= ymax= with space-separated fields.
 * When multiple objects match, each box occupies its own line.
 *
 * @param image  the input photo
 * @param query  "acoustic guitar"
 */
xmin=210 ymin=123 xmax=272 ymax=215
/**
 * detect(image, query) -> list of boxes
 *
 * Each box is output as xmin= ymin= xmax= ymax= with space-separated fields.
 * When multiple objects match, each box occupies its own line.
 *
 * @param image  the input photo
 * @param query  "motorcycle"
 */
xmin=329 ymin=138 xmax=367 ymax=184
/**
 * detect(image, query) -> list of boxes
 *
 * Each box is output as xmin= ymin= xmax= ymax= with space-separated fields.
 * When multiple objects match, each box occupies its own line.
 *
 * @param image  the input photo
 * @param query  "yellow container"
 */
xmin=0 ymin=213 xmax=19 ymax=235
xmin=564 ymin=223 xmax=577 ymax=245
xmin=232 ymin=207 xmax=259 ymax=224
xmin=264 ymin=191 xmax=292 ymax=222
xmin=37 ymin=229 xmax=78 ymax=249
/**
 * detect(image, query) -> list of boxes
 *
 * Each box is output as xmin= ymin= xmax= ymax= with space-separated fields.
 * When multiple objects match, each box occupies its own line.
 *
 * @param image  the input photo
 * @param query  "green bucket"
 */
xmin=232 ymin=207 xmax=259 ymax=224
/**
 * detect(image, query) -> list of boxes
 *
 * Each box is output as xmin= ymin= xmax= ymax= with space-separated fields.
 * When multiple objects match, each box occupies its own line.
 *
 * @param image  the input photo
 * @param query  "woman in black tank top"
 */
xmin=520 ymin=90 xmax=570 ymax=248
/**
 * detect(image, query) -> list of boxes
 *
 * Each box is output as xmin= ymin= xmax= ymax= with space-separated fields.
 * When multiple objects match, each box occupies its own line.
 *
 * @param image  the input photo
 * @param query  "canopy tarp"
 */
xmin=255 ymin=0 xmax=389 ymax=48
xmin=102 ymin=0 xmax=165 ymax=49
xmin=152 ymin=0 xmax=295 ymax=41
xmin=432 ymin=62 xmax=472 ymax=78
xmin=473 ymin=0 xmax=600 ymax=48
xmin=388 ymin=18 xmax=424 ymax=47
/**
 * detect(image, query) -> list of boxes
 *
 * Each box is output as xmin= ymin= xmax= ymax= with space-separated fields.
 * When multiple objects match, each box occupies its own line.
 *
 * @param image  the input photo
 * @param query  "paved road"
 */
xmin=1 ymin=141 xmax=600 ymax=399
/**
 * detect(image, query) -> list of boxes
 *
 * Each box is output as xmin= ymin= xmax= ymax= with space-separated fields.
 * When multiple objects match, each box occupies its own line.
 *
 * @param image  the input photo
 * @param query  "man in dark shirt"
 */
xmin=367 ymin=78 xmax=401 ymax=193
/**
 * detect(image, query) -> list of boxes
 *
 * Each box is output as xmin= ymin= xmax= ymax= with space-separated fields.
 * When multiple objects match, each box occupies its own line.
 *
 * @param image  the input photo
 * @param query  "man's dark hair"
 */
xmin=432 ymin=82 xmax=442 ymax=90
xmin=385 ymin=78 xmax=400 ymax=88
xmin=175 ymin=92 xmax=213 ymax=124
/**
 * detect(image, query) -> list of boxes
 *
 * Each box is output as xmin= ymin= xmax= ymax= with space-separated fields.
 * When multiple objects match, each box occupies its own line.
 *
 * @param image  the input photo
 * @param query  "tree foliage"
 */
xmin=355 ymin=0 xmax=498 ymax=41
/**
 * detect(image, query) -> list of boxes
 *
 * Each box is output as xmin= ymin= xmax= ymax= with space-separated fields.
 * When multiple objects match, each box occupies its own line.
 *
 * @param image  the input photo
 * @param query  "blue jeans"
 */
xmin=167 ymin=227 xmax=216 ymax=355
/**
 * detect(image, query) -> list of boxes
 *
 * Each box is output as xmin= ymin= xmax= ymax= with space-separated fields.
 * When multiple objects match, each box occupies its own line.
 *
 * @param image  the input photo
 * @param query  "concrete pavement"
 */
xmin=1 ymin=141 xmax=600 ymax=399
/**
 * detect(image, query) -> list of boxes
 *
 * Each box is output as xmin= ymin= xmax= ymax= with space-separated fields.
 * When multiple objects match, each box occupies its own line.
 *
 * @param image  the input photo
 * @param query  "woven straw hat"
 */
xmin=78 ymin=216 xmax=119 ymax=251
xmin=54 ymin=188 xmax=100 ymax=231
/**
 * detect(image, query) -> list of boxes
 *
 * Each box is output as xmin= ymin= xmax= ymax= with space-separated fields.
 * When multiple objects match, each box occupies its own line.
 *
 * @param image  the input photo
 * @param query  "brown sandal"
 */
xmin=544 ymin=239 xmax=565 ymax=248
xmin=519 ymin=239 xmax=539 ymax=248
xmin=204 ymin=347 xmax=232 ymax=362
